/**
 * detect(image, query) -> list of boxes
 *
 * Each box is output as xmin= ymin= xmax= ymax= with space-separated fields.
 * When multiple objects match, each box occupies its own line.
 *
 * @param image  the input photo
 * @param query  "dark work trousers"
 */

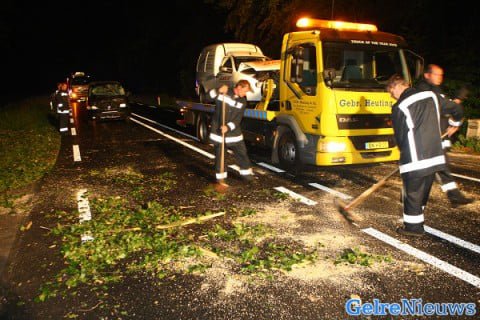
xmin=401 ymin=174 xmax=435 ymax=233
xmin=214 ymin=141 xmax=252 ymax=181
xmin=435 ymin=168 xmax=457 ymax=192
xmin=58 ymin=112 xmax=69 ymax=133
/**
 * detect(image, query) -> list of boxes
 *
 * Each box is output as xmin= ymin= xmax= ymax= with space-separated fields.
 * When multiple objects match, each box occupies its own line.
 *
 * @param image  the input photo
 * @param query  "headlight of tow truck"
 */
xmin=119 ymin=103 xmax=127 ymax=108
xmin=319 ymin=141 xmax=346 ymax=152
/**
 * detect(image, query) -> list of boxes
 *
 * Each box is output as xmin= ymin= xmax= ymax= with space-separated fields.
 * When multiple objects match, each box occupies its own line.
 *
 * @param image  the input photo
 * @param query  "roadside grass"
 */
xmin=452 ymin=135 xmax=480 ymax=153
xmin=0 ymin=96 xmax=60 ymax=207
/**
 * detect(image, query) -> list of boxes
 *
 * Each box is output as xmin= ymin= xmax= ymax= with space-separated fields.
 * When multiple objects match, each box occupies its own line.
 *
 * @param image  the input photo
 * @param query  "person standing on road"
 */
xmin=415 ymin=64 xmax=473 ymax=207
xmin=387 ymin=74 xmax=464 ymax=236
xmin=209 ymin=80 xmax=255 ymax=185
xmin=53 ymin=82 xmax=70 ymax=134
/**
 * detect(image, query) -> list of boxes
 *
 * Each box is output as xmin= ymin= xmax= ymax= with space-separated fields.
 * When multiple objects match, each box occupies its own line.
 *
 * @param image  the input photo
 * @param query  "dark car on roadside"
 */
xmin=86 ymin=81 xmax=129 ymax=121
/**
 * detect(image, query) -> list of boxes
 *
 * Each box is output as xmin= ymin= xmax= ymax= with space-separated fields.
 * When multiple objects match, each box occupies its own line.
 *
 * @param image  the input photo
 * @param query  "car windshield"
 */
xmin=233 ymin=56 xmax=267 ymax=70
xmin=91 ymin=83 xmax=125 ymax=96
xmin=71 ymin=77 xmax=90 ymax=85
xmin=322 ymin=42 xmax=404 ymax=89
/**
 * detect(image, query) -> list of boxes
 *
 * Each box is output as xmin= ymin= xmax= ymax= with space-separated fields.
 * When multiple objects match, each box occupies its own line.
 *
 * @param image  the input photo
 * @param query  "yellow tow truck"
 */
xmin=177 ymin=18 xmax=423 ymax=170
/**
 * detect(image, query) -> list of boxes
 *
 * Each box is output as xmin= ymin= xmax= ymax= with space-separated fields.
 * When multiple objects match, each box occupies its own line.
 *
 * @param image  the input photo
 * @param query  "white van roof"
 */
xmin=221 ymin=43 xmax=263 ymax=54
xmin=202 ymin=43 xmax=263 ymax=55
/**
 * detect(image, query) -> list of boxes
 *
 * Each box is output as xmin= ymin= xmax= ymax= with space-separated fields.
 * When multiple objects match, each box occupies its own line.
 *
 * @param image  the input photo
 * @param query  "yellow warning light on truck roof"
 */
xmin=296 ymin=18 xmax=378 ymax=32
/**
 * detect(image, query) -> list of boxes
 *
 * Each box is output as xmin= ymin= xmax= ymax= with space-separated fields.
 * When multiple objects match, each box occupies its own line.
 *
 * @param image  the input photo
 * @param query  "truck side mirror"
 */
xmin=405 ymin=49 xmax=424 ymax=80
xmin=415 ymin=58 xmax=424 ymax=79
xmin=290 ymin=47 xmax=304 ymax=83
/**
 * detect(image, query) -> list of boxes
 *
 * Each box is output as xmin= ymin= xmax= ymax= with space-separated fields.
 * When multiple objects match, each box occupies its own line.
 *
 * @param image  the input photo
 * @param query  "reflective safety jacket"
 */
xmin=208 ymin=88 xmax=247 ymax=145
xmin=53 ymin=90 xmax=70 ymax=114
xmin=391 ymin=87 xmax=463 ymax=179
xmin=415 ymin=79 xmax=464 ymax=149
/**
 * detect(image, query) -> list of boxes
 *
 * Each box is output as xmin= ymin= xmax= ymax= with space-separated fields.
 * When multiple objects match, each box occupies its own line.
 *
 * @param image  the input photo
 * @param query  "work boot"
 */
xmin=447 ymin=190 xmax=474 ymax=208
xmin=396 ymin=226 xmax=424 ymax=237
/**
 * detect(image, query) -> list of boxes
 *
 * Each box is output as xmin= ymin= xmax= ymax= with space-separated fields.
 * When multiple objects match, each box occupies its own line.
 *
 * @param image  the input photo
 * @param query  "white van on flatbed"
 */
xmin=195 ymin=43 xmax=266 ymax=103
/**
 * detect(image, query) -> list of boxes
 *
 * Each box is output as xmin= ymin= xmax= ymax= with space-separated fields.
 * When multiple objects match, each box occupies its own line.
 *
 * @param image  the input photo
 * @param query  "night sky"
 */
xmin=1 ymin=0 xmax=478 ymax=101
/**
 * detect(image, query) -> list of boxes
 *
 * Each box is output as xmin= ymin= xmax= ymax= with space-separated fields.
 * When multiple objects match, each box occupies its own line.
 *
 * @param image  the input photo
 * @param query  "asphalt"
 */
xmin=1 ymin=104 xmax=479 ymax=318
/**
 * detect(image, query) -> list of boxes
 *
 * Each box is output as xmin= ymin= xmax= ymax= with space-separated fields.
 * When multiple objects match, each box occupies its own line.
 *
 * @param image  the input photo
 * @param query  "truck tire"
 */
xmin=199 ymin=88 xmax=211 ymax=104
xmin=278 ymin=129 xmax=301 ymax=171
xmin=196 ymin=114 xmax=210 ymax=144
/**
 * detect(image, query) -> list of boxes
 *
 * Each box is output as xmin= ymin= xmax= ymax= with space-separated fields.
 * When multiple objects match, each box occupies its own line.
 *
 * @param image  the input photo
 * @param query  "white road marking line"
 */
xmin=308 ymin=182 xmax=353 ymax=200
xmin=362 ymin=227 xmax=480 ymax=288
xmin=257 ymin=162 xmax=285 ymax=173
xmin=227 ymin=164 xmax=241 ymax=173
xmin=424 ymin=225 xmax=480 ymax=255
xmin=76 ymin=189 xmax=93 ymax=242
xmin=451 ymin=173 xmax=480 ymax=183
xmin=73 ymin=145 xmax=81 ymax=162
xmin=274 ymin=186 xmax=317 ymax=206
xmin=130 ymin=116 xmax=215 ymax=159
xmin=71 ymin=127 xmax=77 ymax=136
xmin=131 ymin=113 xmax=199 ymax=141
xmin=70 ymin=118 xmax=74 ymax=124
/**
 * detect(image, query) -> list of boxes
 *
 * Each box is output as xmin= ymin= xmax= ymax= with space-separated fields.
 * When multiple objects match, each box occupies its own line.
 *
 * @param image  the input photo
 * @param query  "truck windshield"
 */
xmin=322 ymin=42 xmax=405 ymax=89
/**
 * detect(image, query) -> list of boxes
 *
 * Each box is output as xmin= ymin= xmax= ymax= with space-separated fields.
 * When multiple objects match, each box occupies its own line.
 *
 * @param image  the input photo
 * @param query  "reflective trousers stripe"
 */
xmin=441 ymin=181 xmax=457 ymax=192
xmin=403 ymin=213 xmax=424 ymax=224
xmin=216 ymin=172 xmax=227 ymax=180
xmin=240 ymin=168 xmax=253 ymax=175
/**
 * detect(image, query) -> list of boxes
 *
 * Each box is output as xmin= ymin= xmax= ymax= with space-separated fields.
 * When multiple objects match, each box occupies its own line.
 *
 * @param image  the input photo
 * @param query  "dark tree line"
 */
xmin=0 ymin=0 xmax=478 ymax=102
xmin=210 ymin=0 xmax=479 ymax=84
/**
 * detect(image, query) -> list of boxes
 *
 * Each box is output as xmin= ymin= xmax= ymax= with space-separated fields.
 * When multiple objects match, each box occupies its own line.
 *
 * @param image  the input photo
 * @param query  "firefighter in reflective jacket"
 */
xmin=209 ymin=80 xmax=254 ymax=183
xmin=53 ymin=82 xmax=70 ymax=133
xmin=415 ymin=64 xmax=473 ymax=207
xmin=387 ymin=74 xmax=464 ymax=236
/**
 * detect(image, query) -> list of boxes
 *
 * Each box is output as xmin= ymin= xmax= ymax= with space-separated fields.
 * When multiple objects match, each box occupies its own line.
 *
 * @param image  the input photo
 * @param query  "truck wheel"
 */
xmin=278 ymin=130 xmax=301 ymax=171
xmin=196 ymin=114 xmax=210 ymax=144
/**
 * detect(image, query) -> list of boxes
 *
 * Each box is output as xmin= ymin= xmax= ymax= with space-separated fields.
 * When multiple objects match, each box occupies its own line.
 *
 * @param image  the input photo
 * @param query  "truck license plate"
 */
xmin=365 ymin=141 xmax=388 ymax=149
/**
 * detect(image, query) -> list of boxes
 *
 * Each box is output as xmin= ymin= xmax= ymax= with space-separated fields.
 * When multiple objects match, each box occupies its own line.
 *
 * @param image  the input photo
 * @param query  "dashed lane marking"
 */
xmin=308 ymin=182 xmax=353 ymax=200
xmin=362 ymin=227 xmax=480 ymax=288
xmin=130 ymin=116 xmax=214 ymax=159
xmin=131 ymin=113 xmax=199 ymax=141
xmin=130 ymin=116 xmax=241 ymax=175
xmin=256 ymin=162 xmax=352 ymax=200
xmin=70 ymin=118 xmax=74 ymax=124
xmin=73 ymin=145 xmax=81 ymax=162
xmin=71 ymin=127 xmax=77 ymax=136
xmin=274 ymin=186 xmax=317 ymax=206
xmin=424 ymin=225 xmax=480 ymax=255
xmin=257 ymin=162 xmax=286 ymax=173
xmin=76 ymin=189 xmax=93 ymax=242
xmin=451 ymin=173 xmax=480 ymax=183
